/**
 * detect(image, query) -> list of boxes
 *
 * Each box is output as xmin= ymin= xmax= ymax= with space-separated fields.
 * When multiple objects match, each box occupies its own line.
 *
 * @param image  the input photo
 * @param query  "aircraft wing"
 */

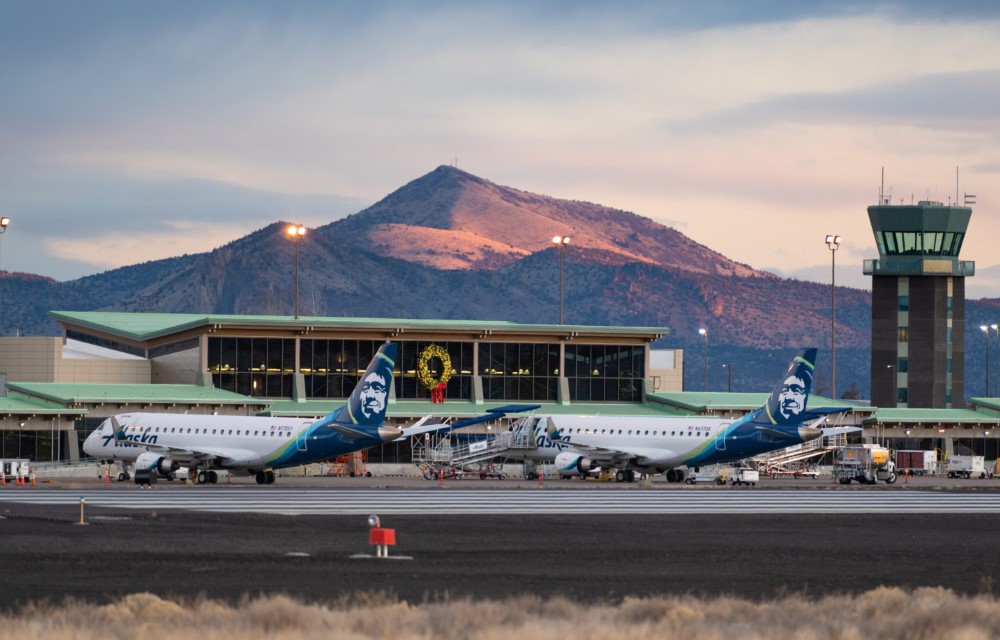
xmin=543 ymin=418 xmax=642 ymax=463
xmin=397 ymin=404 xmax=542 ymax=440
xmin=110 ymin=417 xmax=225 ymax=465
xmin=546 ymin=437 xmax=672 ymax=467
xmin=802 ymin=407 xmax=852 ymax=419
xmin=819 ymin=426 xmax=862 ymax=436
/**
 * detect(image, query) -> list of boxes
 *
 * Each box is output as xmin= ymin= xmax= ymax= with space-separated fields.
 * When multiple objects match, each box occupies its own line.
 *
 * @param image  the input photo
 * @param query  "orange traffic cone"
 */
xmin=30 ymin=473 xmax=36 ymax=487
xmin=1 ymin=472 xmax=6 ymax=486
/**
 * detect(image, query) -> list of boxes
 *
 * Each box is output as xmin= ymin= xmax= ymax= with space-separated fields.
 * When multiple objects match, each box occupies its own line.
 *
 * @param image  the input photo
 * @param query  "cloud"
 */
xmin=2 ymin=0 xmax=1000 ymax=292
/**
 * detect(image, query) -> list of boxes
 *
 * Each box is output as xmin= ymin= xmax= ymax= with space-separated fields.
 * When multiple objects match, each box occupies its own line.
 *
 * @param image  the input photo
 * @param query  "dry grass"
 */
xmin=3 ymin=587 xmax=1000 ymax=639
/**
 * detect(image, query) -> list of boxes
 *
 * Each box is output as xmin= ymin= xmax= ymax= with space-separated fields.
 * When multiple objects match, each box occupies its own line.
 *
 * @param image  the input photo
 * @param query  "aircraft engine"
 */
xmin=555 ymin=452 xmax=595 ymax=475
xmin=135 ymin=451 xmax=178 ymax=477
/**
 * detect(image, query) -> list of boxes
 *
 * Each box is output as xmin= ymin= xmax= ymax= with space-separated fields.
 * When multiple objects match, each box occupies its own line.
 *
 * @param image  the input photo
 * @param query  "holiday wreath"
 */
xmin=417 ymin=344 xmax=453 ymax=390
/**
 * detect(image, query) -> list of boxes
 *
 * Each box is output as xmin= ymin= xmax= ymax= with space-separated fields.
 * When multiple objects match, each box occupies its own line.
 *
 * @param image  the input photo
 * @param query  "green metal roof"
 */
xmin=6 ymin=383 xmax=269 ymax=407
xmin=262 ymin=399 xmax=684 ymax=419
xmin=50 ymin=311 xmax=669 ymax=342
xmin=647 ymin=391 xmax=868 ymax=414
xmin=0 ymin=395 xmax=86 ymax=416
xmin=969 ymin=398 xmax=1000 ymax=417
xmin=863 ymin=407 xmax=1000 ymax=425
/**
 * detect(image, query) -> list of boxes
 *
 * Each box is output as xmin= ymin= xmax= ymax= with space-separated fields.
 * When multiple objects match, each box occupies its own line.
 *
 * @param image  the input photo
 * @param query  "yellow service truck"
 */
xmin=833 ymin=445 xmax=897 ymax=485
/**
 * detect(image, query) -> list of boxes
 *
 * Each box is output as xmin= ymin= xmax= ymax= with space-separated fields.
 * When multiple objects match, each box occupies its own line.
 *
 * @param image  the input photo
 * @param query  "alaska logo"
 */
xmin=103 ymin=427 xmax=159 ymax=447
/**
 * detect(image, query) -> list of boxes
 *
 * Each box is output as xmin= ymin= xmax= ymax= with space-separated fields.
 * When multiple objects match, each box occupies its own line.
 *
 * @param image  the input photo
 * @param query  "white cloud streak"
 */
xmin=0 ymin=0 xmax=998 ymax=290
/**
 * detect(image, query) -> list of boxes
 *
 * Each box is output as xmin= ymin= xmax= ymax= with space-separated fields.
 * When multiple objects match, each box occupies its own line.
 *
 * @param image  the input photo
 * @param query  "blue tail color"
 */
xmin=324 ymin=342 xmax=397 ymax=427
xmin=686 ymin=348 xmax=819 ymax=467
xmin=760 ymin=347 xmax=816 ymax=427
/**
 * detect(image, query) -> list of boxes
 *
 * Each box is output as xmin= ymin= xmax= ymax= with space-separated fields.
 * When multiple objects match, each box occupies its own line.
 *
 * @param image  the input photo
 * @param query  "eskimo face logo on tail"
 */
xmin=359 ymin=371 xmax=388 ymax=420
xmin=347 ymin=345 xmax=396 ymax=426
xmin=765 ymin=350 xmax=815 ymax=426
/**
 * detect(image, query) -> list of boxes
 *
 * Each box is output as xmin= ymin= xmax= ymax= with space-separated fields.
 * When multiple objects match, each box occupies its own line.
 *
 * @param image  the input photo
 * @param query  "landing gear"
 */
xmin=255 ymin=470 xmax=276 ymax=485
xmin=615 ymin=469 xmax=643 ymax=482
xmin=664 ymin=469 xmax=686 ymax=483
xmin=196 ymin=470 xmax=219 ymax=484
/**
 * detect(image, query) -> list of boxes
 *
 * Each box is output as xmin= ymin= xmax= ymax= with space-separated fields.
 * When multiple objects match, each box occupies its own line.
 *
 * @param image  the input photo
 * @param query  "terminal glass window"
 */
xmin=301 ymin=340 xmax=473 ymax=401
xmin=564 ymin=344 xmax=645 ymax=402
xmin=208 ymin=337 xmax=295 ymax=397
xmin=480 ymin=342 xmax=558 ymax=401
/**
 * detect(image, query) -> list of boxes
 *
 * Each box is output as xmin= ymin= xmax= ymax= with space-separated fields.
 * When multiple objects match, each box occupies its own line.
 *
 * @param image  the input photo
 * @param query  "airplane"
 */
xmin=508 ymin=347 xmax=852 ymax=483
xmin=83 ymin=342 xmax=534 ymax=485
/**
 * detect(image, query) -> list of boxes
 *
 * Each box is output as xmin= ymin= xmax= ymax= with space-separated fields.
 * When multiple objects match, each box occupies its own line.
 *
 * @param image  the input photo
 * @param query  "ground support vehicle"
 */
xmin=833 ymin=445 xmax=897 ymax=484
xmin=768 ymin=466 xmax=820 ymax=479
xmin=731 ymin=468 xmax=759 ymax=486
xmin=685 ymin=467 xmax=727 ymax=485
xmin=1 ymin=459 xmax=30 ymax=483
xmin=946 ymin=455 xmax=987 ymax=479
xmin=418 ymin=461 xmax=465 ymax=480
xmin=895 ymin=450 xmax=937 ymax=476
xmin=471 ymin=460 xmax=506 ymax=480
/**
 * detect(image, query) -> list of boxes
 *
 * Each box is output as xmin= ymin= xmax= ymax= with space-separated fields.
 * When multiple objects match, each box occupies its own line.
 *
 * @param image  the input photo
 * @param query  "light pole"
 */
xmin=723 ymin=363 xmax=732 ymax=393
xmin=825 ymin=234 xmax=840 ymax=399
xmin=992 ymin=324 xmax=999 ymax=397
xmin=0 ymin=216 xmax=9 ymax=333
xmin=0 ymin=216 xmax=9 ymax=271
xmin=886 ymin=364 xmax=895 ymax=406
xmin=981 ymin=325 xmax=990 ymax=397
xmin=286 ymin=224 xmax=306 ymax=319
xmin=698 ymin=328 xmax=708 ymax=391
xmin=552 ymin=235 xmax=570 ymax=324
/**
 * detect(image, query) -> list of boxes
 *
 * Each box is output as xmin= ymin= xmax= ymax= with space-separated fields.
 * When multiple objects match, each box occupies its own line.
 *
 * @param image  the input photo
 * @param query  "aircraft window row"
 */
xmin=128 ymin=427 xmax=292 ymax=438
xmin=560 ymin=428 xmax=712 ymax=437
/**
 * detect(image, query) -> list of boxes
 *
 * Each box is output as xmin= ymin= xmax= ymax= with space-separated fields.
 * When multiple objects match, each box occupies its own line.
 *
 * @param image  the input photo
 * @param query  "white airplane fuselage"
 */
xmin=82 ymin=412 xmax=385 ymax=471
xmin=512 ymin=414 xmax=736 ymax=470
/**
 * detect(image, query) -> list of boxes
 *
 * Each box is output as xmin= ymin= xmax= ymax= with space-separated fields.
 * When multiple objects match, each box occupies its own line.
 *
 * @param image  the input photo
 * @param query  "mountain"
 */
xmin=2 ymin=164 xmax=994 ymax=398
xmin=328 ymin=165 xmax=765 ymax=277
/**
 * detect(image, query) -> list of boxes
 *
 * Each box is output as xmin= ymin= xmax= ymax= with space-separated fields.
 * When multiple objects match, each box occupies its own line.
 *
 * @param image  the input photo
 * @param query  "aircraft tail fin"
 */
xmin=321 ymin=343 xmax=397 ymax=429
xmin=758 ymin=348 xmax=817 ymax=427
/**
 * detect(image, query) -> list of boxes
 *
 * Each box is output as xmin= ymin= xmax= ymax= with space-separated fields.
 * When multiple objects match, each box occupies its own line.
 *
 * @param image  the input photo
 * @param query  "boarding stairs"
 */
xmin=412 ymin=430 xmax=535 ymax=479
xmin=753 ymin=432 xmax=847 ymax=472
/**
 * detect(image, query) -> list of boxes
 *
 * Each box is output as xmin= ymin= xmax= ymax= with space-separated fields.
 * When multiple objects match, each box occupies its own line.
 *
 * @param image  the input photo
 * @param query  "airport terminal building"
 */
xmin=0 ymin=311 xmax=684 ymax=463
xmin=2 ymin=310 xmax=1000 ymax=468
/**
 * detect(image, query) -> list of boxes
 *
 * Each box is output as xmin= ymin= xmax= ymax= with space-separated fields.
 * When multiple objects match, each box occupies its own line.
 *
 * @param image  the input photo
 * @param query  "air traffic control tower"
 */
xmin=865 ymin=200 xmax=974 ymax=408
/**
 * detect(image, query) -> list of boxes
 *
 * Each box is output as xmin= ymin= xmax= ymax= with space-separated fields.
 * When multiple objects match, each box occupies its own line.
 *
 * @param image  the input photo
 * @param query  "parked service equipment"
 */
xmin=833 ymin=445 xmax=897 ymax=485
xmin=946 ymin=455 xmax=987 ymax=479
xmin=730 ymin=468 xmax=759 ymax=486
xmin=685 ymin=467 xmax=727 ymax=485
xmin=1 ymin=459 xmax=30 ymax=483
xmin=894 ymin=450 xmax=937 ymax=476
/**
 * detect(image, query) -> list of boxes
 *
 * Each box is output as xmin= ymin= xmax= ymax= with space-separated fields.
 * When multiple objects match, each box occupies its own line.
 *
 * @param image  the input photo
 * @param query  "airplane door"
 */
xmin=714 ymin=422 xmax=728 ymax=451
xmin=296 ymin=423 xmax=311 ymax=452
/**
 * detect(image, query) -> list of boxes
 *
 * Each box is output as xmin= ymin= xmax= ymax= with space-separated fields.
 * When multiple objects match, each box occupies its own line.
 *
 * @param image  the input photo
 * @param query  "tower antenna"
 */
xmin=956 ymin=166 xmax=960 ymax=206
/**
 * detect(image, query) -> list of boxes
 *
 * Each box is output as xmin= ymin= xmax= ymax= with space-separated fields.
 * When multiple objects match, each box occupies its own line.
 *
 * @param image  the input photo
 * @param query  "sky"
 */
xmin=2 ymin=0 xmax=999 ymax=295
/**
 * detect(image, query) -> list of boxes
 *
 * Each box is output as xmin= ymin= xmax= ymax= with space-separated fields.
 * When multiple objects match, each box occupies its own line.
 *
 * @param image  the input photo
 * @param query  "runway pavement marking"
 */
xmin=2 ymin=488 xmax=1000 ymax=515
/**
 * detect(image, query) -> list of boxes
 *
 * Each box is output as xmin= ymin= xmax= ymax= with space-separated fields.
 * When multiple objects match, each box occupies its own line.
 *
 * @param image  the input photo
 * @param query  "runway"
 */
xmin=3 ymin=487 xmax=1000 ymax=515
xmin=2 ymin=485 xmax=1000 ymax=609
